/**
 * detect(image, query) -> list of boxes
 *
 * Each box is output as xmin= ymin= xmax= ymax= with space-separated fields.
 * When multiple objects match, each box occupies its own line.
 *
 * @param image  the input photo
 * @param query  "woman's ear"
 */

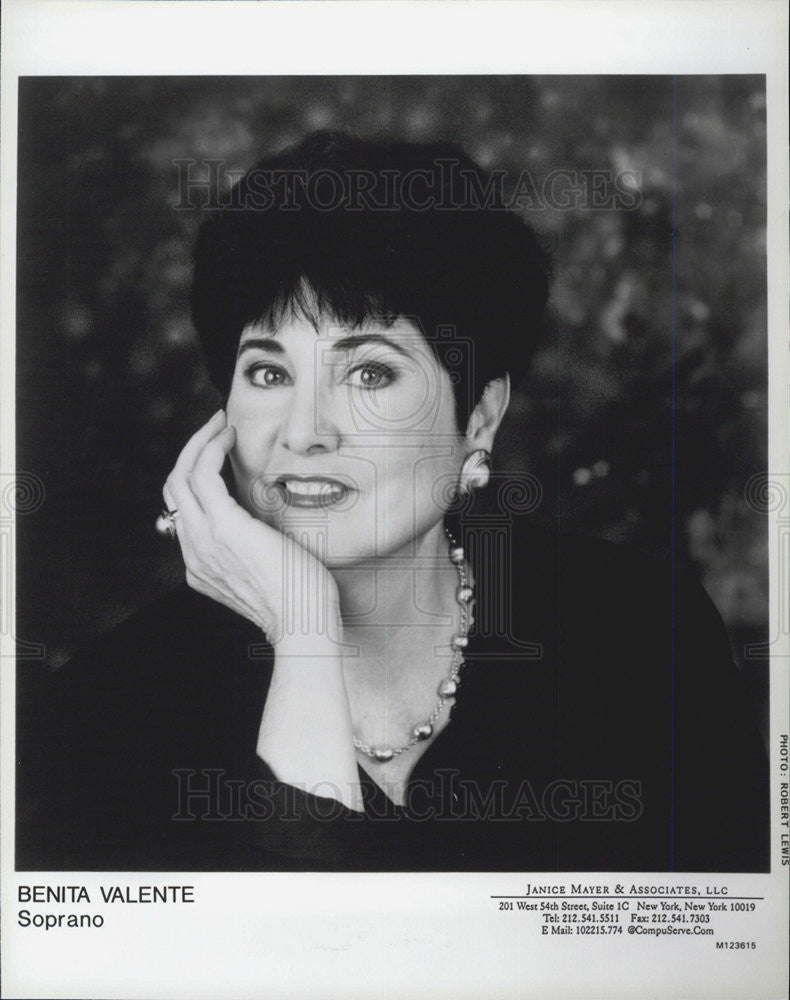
xmin=464 ymin=375 xmax=511 ymax=451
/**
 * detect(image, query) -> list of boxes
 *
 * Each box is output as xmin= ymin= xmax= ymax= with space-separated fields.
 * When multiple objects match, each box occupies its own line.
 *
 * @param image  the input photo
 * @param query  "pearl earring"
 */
xmin=459 ymin=448 xmax=492 ymax=494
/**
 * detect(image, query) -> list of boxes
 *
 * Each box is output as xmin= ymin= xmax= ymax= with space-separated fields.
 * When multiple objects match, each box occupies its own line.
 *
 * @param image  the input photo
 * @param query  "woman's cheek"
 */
xmin=382 ymin=443 xmax=459 ymax=518
xmin=226 ymin=407 xmax=277 ymax=514
xmin=225 ymin=380 xmax=258 ymax=427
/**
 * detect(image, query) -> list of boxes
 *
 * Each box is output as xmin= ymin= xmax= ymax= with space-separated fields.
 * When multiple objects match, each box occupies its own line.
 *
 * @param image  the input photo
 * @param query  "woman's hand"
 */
xmin=163 ymin=409 xmax=340 ymax=646
xmin=165 ymin=410 xmax=361 ymax=808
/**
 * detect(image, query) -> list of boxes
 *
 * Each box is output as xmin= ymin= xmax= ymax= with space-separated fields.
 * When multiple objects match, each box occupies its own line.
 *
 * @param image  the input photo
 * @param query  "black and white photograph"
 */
xmin=13 ymin=72 xmax=772 ymax=872
xmin=2 ymin=3 xmax=788 ymax=999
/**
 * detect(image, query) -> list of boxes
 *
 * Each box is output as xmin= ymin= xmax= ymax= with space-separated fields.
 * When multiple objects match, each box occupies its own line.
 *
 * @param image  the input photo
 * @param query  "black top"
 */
xmin=16 ymin=519 xmax=769 ymax=872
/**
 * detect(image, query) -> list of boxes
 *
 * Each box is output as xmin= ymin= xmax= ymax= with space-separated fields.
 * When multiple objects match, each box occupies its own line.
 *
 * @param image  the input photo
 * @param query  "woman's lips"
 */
xmin=275 ymin=476 xmax=352 ymax=508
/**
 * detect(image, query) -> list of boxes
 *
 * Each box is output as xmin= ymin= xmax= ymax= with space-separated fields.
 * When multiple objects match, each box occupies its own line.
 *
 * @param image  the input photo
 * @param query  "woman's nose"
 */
xmin=279 ymin=383 xmax=340 ymax=455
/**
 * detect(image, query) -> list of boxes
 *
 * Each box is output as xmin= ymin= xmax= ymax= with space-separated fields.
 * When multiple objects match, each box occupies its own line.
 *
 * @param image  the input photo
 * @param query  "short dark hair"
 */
xmin=191 ymin=130 xmax=551 ymax=429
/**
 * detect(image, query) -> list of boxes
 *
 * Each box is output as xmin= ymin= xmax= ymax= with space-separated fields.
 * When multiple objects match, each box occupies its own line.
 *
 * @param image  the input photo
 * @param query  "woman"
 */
xmin=17 ymin=131 xmax=768 ymax=872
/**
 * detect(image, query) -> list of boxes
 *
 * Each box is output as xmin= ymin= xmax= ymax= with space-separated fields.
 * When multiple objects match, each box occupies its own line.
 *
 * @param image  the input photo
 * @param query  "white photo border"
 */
xmin=1 ymin=3 xmax=788 ymax=999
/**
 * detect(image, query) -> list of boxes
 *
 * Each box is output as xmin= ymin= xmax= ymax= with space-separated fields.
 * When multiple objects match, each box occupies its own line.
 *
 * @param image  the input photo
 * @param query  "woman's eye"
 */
xmin=247 ymin=364 xmax=291 ymax=388
xmin=347 ymin=363 xmax=396 ymax=390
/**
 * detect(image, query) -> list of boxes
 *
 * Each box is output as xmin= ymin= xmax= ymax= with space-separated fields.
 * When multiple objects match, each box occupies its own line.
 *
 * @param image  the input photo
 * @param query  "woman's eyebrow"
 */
xmin=237 ymin=337 xmax=285 ymax=358
xmin=237 ymin=332 xmax=411 ymax=359
xmin=330 ymin=334 xmax=411 ymax=357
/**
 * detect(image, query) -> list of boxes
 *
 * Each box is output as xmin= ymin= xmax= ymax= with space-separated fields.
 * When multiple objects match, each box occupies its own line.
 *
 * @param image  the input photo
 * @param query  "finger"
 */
xmin=164 ymin=464 xmax=204 ymax=523
xmin=157 ymin=484 xmax=180 ymax=539
xmin=190 ymin=426 xmax=237 ymax=514
xmin=173 ymin=409 xmax=226 ymax=477
xmin=167 ymin=415 xmax=227 ymax=519
xmin=161 ymin=481 xmax=199 ymax=543
xmin=164 ymin=475 xmax=213 ymax=587
xmin=159 ymin=482 xmax=188 ymax=542
xmin=162 ymin=482 xmax=177 ymax=513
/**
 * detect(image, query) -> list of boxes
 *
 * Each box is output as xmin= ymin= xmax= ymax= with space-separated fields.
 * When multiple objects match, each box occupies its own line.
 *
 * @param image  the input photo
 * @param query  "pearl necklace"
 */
xmin=353 ymin=527 xmax=473 ymax=763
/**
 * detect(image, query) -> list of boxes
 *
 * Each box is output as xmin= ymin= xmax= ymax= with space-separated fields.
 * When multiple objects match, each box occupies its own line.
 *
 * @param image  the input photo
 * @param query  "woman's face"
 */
xmin=225 ymin=310 xmax=466 ymax=567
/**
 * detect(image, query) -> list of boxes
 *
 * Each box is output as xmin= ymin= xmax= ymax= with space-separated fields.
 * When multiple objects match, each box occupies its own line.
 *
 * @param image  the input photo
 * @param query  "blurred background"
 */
xmin=15 ymin=76 xmax=768 ymax=733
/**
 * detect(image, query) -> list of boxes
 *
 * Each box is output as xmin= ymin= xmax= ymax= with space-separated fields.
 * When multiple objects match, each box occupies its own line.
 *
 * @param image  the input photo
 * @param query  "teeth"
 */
xmin=282 ymin=480 xmax=344 ymax=497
